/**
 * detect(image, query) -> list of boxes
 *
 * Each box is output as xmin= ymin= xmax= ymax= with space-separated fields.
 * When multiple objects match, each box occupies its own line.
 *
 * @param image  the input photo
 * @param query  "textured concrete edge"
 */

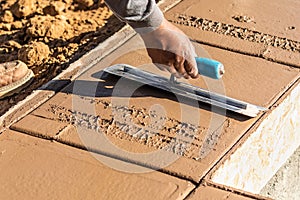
xmin=168 ymin=14 xmax=300 ymax=69
xmin=0 ymin=129 xmax=196 ymax=200
xmin=206 ymin=77 xmax=300 ymax=194
xmin=192 ymin=181 xmax=272 ymax=200
xmin=0 ymin=0 xmax=185 ymax=133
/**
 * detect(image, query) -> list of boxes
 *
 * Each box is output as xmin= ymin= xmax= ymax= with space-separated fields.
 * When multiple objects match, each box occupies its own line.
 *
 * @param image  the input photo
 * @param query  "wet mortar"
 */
xmin=171 ymin=14 xmax=300 ymax=53
xmin=33 ymin=96 xmax=231 ymax=161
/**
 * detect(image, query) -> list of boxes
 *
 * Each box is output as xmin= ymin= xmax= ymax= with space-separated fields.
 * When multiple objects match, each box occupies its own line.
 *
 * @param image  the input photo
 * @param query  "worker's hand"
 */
xmin=139 ymin=18 xmax=199 ymax=79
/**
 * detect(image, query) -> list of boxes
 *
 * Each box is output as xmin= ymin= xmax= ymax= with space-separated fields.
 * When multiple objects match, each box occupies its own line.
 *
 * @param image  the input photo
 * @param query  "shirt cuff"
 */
xmin=128 ymin=4 xmax=164 ymax=34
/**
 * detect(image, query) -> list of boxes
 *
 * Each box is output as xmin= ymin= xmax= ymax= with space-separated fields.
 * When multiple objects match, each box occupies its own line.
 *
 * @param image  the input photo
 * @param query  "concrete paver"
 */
xmin=166 ymin=0 xmax=300 ymax=40
xmin=0 ymin=90 xmax=55 ymax=133
xmin=0 ymin=130 xmax=194 ymax=200
xmin=165 ymin=0 xmax=300 ymax=67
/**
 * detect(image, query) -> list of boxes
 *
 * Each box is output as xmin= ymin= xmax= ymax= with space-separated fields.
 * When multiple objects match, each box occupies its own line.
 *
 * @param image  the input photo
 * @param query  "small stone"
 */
xmin=75 ymin=0 xmax=94 ymax=9
xmin=2 ymin=23 xmax=11 ymax=31
xmin=287 ymin=26 xmax=296 ymax=30
xmin=11 ymin=0 xmax=38 ymax=18
xmin=1 ymin=10 xmax=14 ymax=23
xmin=43 ymin=1 xmax=66 ymax=16
xmin=18 ymin=41 xmax=50 ymax=66
xmin=5 ymin=40 xmax=22 ymax=49
xmin=11 ymin=21 xmax=23 ymax=29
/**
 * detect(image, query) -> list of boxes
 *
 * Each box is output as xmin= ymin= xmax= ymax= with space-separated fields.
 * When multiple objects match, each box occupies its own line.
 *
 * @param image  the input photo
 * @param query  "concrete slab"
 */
xmin=91 ymin=36 xmax=300 ymax=107
xmin=22 ymin=93 xmax=224 ymax=181
xmin=165 ymin=0 xmax=300 ymax=67
xmin=167 ymin=0 xmax=300 ymax=40
xmin=0 ymin=130 xmax=194 ymax=199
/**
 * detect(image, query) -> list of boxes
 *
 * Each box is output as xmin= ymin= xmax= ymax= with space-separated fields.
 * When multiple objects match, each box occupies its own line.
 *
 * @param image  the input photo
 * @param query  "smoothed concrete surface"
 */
xmin=0 ymin=130 xmax=194 ymax=200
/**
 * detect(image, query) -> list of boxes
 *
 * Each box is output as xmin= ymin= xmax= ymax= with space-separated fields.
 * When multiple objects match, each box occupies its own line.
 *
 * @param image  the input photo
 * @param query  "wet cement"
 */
xmin=44 ymin=97 xmax=206 ymax=160
xmin=172 ymin=14 xmax=300 ymax=53
xmin=0 ymin=129 xmax=194 ymax=199
xmin=165 ymin=0 xmax=300 ymax=68
xmin=165 ymin=0 xmax=300 ymax=41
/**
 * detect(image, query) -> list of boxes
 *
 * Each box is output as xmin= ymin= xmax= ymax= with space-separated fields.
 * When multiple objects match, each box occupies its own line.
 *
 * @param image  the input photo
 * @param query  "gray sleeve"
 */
xmin=104 ymin=0 xmax=164 ymax=32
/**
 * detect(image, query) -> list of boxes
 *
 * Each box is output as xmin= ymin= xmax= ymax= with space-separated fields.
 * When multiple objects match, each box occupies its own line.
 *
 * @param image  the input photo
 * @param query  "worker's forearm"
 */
xmin=104 ymin=0 xmax=164 ymax=32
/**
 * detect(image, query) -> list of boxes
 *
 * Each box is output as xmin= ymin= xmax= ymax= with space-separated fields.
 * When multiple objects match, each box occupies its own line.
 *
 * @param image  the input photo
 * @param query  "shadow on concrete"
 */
xmin=43 ymin=70 xmax=252 ymax=122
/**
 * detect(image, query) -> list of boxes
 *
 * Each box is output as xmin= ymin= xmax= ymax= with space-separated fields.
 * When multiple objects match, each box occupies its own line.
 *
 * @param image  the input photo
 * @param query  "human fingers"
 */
xmin=184 ymin=51 xmax=199 ymax=79
xmin=173 ymin=54 xmax=187 ymax=78
xmin=152 ymin=49 xmax=181 ymax=78
xmin=184 ymin=59 xmax=199 ymax=78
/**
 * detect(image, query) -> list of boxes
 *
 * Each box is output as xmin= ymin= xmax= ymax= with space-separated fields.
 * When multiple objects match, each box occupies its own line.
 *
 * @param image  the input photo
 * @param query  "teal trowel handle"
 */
xmin=195 ymin=57 xmax=225 ymax=79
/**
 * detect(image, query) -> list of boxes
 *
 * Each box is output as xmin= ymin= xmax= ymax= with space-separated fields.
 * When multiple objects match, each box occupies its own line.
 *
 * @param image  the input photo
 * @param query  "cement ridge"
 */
xmin=172 ymin=14 xmax=300 ymax=53
xmin=32 ymin=98 xmax=215 ymax=160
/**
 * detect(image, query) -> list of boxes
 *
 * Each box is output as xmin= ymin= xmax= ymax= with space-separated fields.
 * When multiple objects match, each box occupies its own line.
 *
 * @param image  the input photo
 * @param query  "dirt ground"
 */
xmin=0 ymin=0 xmax=125 ymax=115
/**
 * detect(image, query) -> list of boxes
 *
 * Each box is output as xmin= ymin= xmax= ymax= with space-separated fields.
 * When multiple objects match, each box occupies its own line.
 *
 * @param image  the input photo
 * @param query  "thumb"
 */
xmin=184 ymin=45 xmax=199 ymax=78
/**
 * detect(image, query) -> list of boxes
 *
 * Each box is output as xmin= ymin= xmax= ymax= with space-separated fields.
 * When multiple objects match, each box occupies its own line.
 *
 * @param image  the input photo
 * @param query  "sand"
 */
xmin=0 ymin=0 xmax=124 ymax=115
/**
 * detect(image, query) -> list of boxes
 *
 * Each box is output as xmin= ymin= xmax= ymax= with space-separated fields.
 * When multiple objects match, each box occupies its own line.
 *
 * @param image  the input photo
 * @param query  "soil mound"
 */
xmin=0 ymin=0 xmax=125 ymax=115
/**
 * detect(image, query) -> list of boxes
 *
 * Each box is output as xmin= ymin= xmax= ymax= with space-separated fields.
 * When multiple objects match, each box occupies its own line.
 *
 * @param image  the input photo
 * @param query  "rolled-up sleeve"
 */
xmin=104 ymin=0 xmax=163 ymax=31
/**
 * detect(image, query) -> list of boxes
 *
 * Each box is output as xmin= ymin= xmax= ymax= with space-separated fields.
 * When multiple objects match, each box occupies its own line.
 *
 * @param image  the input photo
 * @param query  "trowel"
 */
xmin=104 ymin=58 xmax=267 ymax=117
